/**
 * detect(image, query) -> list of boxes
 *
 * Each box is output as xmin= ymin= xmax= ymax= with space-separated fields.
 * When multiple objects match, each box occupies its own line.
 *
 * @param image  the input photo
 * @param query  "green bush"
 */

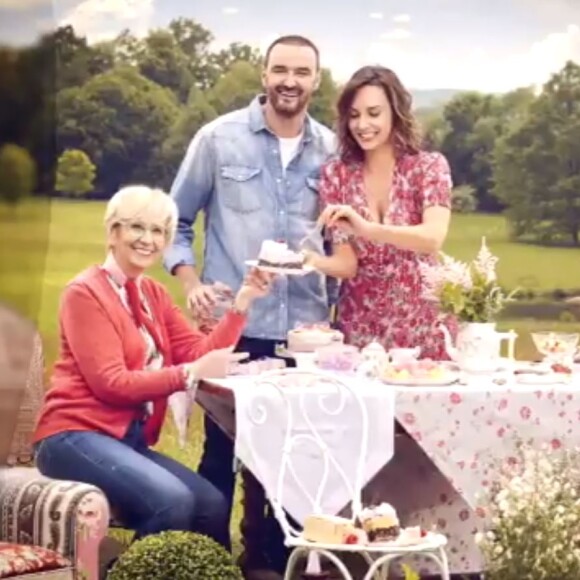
xmin=56 ymin=149 xmax=96 ymax=197
xmin=107 ymin=531 xmax=243 ymax=580
xmin=0 ymin=143 xmax=36 ymax=204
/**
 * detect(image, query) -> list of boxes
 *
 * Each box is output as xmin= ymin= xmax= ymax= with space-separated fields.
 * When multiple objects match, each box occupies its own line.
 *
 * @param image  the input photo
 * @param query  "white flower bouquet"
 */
xmin=419 ymin=237 xmax=517 ymax=323
xmin=475 ymin=442 xmax=580 ymax=580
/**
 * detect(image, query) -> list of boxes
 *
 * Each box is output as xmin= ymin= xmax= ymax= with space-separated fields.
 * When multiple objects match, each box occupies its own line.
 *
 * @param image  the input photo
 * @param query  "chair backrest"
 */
xmin=0 ymin=304 xmax=40 ymax=466
xmin=7 ymin=331 xmax=44 ymax=465
xmin=246 ymin=369 xmax=370 ymax=541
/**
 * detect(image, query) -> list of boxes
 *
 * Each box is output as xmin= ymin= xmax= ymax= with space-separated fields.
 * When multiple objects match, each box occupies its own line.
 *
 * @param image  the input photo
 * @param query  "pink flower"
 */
xmin=450 ymin=392 xmax=462 ymax=404
xmin=419 ymin=252 xmax=472 ymax=302
xmin=520 ymin=406 xmax=531 ymax=420
xmin=472 ymin=236 xmax=498 ymax=283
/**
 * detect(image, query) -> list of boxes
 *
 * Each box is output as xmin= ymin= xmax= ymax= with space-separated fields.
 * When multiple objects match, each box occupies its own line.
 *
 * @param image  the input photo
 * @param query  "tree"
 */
xmin=56 ymin=149 xmax=96 ymax=196
xmin=155 ymin=88 xmax=217 ymax=188
xmin=0 ymin=144 xmax=36 ymax=204
xmin=203 ymin=42 xmax=262 ymax=89
xmin=135 ymin=30 xmax=194 ymax=102
xmin=416 ymin=106 xmax=447 ymax=151
xmin=310 ymin=68 xmax=339 ymax=129
xmin=451 ymin=184 xmax=477 ymax=213
xmin=56 ymin=66 xmax=180 ymax=193
xmin=440 ymin=91 xmax=497 ymax=209
xmin=207 ymin=61 xmax=261 ymax=114
xmin=52 ymin=26 xmax=115 ymax=91
xmin=167 ymin=18 xmax=214 ymax=88
xmin=440 ymin=88 xmax=535 ymax=212
xmin=493 ymin=61 xmax=580 ymax=245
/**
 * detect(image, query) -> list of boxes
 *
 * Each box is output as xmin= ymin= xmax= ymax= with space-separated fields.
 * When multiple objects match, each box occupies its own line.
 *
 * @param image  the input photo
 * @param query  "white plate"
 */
xmin=515 ymin=372 xmax=572 ymax=385
xmin=245 ymin=260 xmax=315 ymax=276
xmin=380 ymin=373 xmax=458 ymax=387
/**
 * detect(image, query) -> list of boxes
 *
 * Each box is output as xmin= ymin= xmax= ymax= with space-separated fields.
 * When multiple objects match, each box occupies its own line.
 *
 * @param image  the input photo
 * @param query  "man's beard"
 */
xmin=267 ymin=85 xmax=309 ymax=118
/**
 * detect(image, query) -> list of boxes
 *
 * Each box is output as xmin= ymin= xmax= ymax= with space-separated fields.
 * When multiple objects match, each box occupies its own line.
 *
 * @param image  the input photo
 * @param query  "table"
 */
xmin=197 ymin=372 xmax=580 ymax=576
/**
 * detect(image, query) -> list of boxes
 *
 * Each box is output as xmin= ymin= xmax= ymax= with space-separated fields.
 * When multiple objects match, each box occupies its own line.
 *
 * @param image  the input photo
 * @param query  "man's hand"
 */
xmin=186 ymin=281 xmax=234 ymax=314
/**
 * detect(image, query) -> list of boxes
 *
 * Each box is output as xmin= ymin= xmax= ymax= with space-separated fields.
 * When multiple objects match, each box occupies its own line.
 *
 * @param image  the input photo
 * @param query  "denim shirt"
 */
xmin=163 ymin=95 xmax=337 ymax=341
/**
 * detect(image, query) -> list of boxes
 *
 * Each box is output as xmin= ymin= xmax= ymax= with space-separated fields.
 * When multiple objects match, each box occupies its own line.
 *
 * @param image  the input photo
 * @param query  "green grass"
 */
xmin=444 ymin=213 xmax=580 ymax=293
xmin=1 ymin=198 xmax=580 ymax=556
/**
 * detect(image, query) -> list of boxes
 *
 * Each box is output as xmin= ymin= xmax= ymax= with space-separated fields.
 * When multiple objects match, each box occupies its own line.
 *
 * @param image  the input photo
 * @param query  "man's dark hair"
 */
xmin=263 ymin=35 xmax=320 ymax=70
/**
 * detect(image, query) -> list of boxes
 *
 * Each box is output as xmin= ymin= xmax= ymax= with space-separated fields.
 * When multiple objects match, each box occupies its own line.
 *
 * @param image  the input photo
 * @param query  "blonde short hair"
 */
xmin=104 ymin=185 xmax=178 ymax=245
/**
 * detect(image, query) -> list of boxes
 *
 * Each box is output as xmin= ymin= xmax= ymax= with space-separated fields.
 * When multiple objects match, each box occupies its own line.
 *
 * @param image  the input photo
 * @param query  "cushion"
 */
xmin=0 ymin=542 xmax=71 ymax=578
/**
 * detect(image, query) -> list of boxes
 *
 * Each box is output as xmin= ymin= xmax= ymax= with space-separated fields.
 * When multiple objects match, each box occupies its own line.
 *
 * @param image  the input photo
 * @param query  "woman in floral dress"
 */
xmin=307 ymin=65 xmax=455 ymax=359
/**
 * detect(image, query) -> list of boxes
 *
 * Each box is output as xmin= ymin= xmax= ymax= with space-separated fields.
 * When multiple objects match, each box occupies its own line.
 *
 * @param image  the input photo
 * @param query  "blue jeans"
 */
xmin=35 ymin=419 xmax=230 ymax=550
xmin=198 ymin=336 xmax=294 ymax=572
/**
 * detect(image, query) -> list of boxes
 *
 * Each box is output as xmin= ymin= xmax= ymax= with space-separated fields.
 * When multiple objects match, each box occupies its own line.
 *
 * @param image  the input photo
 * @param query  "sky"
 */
xmin=0 ymin=0 xmax=579 ymax=92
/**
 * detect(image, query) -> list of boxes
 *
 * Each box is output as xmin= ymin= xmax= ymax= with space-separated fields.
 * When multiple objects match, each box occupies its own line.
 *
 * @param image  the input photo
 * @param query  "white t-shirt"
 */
xmin=279 ymin=133 xmax=303 ymax=172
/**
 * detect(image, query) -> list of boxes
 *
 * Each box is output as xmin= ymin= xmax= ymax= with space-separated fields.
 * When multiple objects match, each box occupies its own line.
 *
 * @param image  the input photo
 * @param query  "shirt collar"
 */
xmin=248 ymin=94 xmax=314 ymax=143
xmin=102 ymin=252 xmax=142 ymax=289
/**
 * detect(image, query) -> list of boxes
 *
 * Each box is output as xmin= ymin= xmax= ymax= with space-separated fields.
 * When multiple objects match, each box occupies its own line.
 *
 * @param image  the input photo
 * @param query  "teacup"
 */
xmin=389 ymin=347 xmax=421 ymax=364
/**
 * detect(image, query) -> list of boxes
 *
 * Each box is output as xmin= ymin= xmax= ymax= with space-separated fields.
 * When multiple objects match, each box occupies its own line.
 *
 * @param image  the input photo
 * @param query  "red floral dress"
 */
xmin=320 ymin=151 xmax=455 ymax=360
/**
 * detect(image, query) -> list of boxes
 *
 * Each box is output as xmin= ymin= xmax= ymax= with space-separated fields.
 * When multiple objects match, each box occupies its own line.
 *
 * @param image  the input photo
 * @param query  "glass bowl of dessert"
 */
xmin=315 ymin=344 xmax=360 ymax=372
xmin=531 ymin=331 xmax=579 ymax=364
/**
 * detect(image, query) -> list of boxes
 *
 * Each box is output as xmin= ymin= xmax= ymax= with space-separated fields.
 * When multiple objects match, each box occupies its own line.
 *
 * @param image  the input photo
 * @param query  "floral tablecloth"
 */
xmin=197 ymin=373 xmax=580 ymax=575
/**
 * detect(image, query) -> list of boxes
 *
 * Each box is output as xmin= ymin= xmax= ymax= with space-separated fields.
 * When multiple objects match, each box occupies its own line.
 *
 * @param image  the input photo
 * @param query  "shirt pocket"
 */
xmin=289 ymin=176 xmax=320 ymax=220
xmin=219 ymin=165 xmax=262 ymax=213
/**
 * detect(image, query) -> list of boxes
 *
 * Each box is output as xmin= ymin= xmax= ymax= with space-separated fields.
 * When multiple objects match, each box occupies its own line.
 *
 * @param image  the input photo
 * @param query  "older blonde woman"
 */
xmin=32 ymin=185 xmax=273 ymax=550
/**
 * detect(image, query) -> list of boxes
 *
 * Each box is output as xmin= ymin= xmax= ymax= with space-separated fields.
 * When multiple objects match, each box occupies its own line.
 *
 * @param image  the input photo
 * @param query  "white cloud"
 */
xmin=369 ymin=12 xmax=383 ymax=20
xmin=222 ymin=6 xmax=239 ymax=15
xmin=380 ymin=28 xmax=412 ymax=41
xmin=528 ymin=24 xmax=580 ymax=82
xmin=354 ymin=24 xmax=580 ymax=91
xmin=58 ymin=0 xmax=154 ymax=42
xmin=393 ymin=14 xmax=411 ymax=24
xmin=0 ymin=0 xmax=50 ymax=8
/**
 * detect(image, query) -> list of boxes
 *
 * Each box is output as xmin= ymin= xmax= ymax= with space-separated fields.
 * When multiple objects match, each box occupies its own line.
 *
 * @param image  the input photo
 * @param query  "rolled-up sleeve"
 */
xmin=163 ymin=128 xmax=214 ymax=274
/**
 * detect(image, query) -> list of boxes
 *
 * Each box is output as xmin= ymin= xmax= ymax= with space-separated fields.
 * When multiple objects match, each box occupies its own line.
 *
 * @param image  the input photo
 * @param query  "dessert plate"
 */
xmin=380 ymin=373 xmax=459 ymax=387
xmin=514 ymin=372 xmax=572 ymax=385
xmin=245 ymin=260 xmax=315 ymax=276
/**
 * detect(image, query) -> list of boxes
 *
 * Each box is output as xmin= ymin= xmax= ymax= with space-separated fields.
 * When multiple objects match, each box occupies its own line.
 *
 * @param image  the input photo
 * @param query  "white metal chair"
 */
xmin=243 ymin=369 xmax=450 ymax=580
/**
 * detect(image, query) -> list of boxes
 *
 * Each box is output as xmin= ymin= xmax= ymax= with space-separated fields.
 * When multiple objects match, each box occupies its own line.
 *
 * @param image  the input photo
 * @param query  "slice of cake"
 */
xmin=357 ymin=503 xmax=401 ymax=542
xmin=257 ymin=240 xmax=305 ymax=269
xmin=302 ymin=514 xmax=366 ymax=545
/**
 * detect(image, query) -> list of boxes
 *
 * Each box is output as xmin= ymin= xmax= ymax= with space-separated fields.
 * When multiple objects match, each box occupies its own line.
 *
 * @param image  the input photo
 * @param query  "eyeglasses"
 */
xmin=117 ymin=220 xmax=168 ymax=242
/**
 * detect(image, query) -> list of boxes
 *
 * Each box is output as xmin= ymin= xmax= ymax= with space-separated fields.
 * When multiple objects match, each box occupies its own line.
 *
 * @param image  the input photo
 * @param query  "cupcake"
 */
xmin=358 ymin=503 xmax=400 ymax=542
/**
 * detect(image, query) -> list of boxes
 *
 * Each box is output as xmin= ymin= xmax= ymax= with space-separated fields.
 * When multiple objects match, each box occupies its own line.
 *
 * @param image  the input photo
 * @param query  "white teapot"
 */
xmin=440 ymin=322 xmax=517 ymax=373
xmin=358 ymin=341 xmax=387 ymax=377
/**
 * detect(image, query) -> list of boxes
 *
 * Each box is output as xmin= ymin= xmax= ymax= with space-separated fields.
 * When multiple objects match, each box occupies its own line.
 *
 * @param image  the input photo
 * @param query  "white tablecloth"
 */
xmin=208 ymin=372 xmax=395 ymax=524
xmin=198 ymin=371 xmax=580 ymax=575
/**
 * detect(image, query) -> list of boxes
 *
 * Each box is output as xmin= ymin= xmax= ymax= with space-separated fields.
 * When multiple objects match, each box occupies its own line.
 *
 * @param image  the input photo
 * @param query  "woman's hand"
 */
xmin=184 ymin=347 xmax=249 ymax=381
xmin=301 ymin=249 xmax=321 ymax=269
xmin=233 ymin=267 xmax=275 ymax=313
xmin=317 ymin=204 xmax=372 ymax=238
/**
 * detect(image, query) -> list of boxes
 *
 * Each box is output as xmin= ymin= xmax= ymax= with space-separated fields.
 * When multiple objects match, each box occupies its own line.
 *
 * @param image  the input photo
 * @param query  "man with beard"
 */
xmin=164 ymin=35 xmax=335 ymax=579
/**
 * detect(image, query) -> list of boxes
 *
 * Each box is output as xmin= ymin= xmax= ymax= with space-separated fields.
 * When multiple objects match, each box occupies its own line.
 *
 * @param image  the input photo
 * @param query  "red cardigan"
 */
xmin=33 ymin=266 xmax=246 ymax=446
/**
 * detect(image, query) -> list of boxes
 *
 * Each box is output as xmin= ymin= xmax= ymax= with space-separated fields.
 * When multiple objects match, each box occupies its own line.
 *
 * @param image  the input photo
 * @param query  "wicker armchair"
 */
xmin=0 ymin=305 xmax=110 ymax=580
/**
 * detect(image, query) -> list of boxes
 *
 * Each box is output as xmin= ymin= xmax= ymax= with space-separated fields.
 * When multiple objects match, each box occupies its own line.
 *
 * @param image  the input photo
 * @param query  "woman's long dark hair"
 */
xmin=336 ymin=65 xmax=422 ymax=163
